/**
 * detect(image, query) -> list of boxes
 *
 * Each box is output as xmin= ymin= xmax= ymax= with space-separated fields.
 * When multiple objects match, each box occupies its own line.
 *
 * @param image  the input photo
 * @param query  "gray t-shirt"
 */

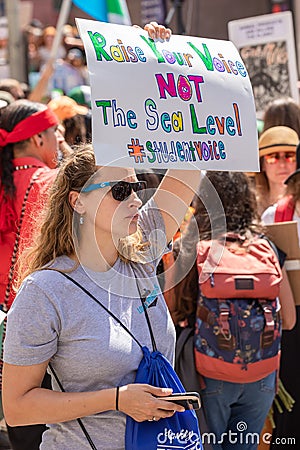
xmin=4 ymin=198 xmax=176 ymax=450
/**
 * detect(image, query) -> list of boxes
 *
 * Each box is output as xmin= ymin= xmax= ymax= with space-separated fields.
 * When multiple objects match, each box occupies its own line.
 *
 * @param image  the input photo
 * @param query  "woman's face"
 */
xmin=262 ymin=151 xmax=296 ymax=187
xmin=39 ymin=126 xmax=59 ymax=168
xmin=80 ymin=167 xmax=143 ymax=242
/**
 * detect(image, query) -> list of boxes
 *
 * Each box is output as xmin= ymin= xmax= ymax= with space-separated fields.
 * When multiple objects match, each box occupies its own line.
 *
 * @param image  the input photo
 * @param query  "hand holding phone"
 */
xmin=161 ymin=392 xmax=201 ymax=410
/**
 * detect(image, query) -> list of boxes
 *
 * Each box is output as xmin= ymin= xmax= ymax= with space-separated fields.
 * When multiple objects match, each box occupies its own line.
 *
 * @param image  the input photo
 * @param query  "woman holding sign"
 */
xmin=2 ymin=23 xmax=203 ymax=450
xmin=2 ymin=143 xmax=201 ymax=449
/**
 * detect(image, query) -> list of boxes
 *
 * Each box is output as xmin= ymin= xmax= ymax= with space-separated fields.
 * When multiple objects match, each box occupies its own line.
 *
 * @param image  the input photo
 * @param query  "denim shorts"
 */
xmin=200 ymin=372 xmax=276 ymax=450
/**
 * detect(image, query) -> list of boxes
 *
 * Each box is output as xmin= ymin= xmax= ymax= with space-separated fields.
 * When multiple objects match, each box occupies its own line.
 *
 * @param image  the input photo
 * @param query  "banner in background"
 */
xmin=76 ymin=19 xmax=259 ymax=171
xmin=73 ymin=0 xmax=131 ymax=25
xmin=228 ymin=11 xmax=299 ymax=119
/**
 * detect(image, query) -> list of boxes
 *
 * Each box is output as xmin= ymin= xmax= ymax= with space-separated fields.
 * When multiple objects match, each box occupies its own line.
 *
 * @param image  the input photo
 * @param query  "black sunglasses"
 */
xmin=81 ymin=180 xmax=147 ymax=202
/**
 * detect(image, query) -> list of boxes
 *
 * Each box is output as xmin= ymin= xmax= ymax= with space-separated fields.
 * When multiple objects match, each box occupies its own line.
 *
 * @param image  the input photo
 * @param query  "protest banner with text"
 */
xmin=228 ymin=11 xmax=299 ymax=119
xmin=76 ymin=18 xmax=259 ymax=171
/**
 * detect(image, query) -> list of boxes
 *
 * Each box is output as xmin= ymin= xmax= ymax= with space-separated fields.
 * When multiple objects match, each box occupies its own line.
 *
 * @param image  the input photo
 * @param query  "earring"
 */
xmin=79 ymin=215 xmax=84 ymax=225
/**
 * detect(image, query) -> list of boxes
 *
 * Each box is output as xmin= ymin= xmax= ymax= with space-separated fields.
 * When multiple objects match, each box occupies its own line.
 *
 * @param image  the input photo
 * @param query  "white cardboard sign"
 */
xmin=76 ymin=18 xmax=259 ymax=171
xmin=228 ymin=11 xmax=299 ymax=119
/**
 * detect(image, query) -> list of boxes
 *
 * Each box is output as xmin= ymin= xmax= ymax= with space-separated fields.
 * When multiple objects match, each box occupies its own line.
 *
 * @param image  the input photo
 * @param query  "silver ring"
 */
xmin=148 ymin=416 xmax=157 ymax=421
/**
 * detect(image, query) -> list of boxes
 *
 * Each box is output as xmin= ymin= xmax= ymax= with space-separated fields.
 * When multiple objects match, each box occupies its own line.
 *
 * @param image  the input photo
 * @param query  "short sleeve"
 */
xmin=137 ymin=197 xmax=170 ymax=266
xmin=4 ymin=276 xmax=60 ymax=366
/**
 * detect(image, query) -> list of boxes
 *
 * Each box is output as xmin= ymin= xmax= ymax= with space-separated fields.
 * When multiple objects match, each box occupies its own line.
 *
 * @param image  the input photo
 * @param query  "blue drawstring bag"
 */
xmin=125 ymin=346 xmax=202 ymax=450
xmin=124 ymin=274 xmax=203 ymax=450
xmin=125 ymin=347 xmax=203 ymax=450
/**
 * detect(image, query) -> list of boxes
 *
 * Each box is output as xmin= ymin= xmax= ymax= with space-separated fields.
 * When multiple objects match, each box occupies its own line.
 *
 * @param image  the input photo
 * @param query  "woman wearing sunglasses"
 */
xmin=254 ymin=126 xmax=298 ymax=216
xmin=260 ymin=147 xmax=300 ymax=450
xmin=2 ymin=137 xmax=201 ymax=450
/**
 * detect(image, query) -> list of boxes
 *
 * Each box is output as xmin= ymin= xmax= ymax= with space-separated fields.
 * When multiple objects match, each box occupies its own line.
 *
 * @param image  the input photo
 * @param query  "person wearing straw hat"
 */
xmin=262 ymin=141 xmax=300 ymax=241
xmin=261 ymin=144 xmax=300 ymax=450
xmin=254 ymin=126 xmax=298 ymax=216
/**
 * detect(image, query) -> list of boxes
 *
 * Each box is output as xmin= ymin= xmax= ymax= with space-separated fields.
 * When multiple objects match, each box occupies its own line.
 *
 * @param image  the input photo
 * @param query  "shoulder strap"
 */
xmin=132 ymin=273 xmax=158 ymax=352
xmin=58 ymin=271 xmax=143 ymax=350
xmin=48 ymin=363 xmax=97 ymax=450
xmin=275 ymin=195 xmax=295 ymax=222
xmin=47 ymin=269 xmax=146 ymax=450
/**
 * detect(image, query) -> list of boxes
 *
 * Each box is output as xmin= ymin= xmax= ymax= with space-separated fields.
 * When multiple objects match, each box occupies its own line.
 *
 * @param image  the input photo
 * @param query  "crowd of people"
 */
xmin=0 ymin=16 xmax=299 ymax=450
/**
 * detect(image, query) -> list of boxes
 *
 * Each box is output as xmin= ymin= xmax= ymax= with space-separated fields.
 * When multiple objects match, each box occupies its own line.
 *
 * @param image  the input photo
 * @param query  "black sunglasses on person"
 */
xmin=81 ymin=180 xmax=147 ymax=202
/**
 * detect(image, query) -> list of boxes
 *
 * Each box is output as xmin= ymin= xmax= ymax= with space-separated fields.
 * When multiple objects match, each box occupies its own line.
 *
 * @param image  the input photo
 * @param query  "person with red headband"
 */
xmin=0 ymin=99 xmax=72 ymax=450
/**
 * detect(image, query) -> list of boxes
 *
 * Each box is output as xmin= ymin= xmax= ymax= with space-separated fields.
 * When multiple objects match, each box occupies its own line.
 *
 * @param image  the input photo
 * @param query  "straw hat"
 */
xmin=258 ymin=126 xmax=299 ymax=157
xmin=48 ymin=96 xmax=88 ymax=121
xmin=285 ymin=142 xmax=300 ymax=184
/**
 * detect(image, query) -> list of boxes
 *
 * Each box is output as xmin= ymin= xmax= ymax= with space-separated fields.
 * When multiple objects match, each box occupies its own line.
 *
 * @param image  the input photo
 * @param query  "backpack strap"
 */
xmin=217 ymin=300 xmax=231 ymax=339
xmin=218 ymin=298 xmax=276 ymax=349
xmin=259 ymin=299 xmax=276 ymax=348
xmin=44 ymin=270 xmax=146 ymax=450
xmin=216 ymin=300 xmax=236 ymax=351
xmin=274 ymin=195 xmax=295 ymax=222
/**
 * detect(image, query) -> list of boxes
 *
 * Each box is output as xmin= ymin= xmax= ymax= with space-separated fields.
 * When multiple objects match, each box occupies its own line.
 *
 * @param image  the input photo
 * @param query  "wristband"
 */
xmin=116 ymin=386 xmax=120 ymax=411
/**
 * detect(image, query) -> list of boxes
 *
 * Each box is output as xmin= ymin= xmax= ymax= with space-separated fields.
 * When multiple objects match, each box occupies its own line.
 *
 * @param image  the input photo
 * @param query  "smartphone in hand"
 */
xmin=162 ymin=392 xmax=201 ymax=410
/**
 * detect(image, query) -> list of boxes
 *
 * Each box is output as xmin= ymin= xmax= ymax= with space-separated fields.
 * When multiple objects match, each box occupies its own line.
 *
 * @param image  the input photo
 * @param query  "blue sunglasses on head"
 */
xmin=81 ymin=180 xmax=147 ymax=202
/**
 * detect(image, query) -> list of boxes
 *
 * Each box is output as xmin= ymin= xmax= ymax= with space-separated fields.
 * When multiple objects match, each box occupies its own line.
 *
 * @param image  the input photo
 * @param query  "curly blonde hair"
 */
xmin=19 ymin=144 xmax=147 ymax=284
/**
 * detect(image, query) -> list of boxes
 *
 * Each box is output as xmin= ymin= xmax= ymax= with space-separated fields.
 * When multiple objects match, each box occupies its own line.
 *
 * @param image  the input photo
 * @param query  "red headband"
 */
xmin=0 ymin=108 xmax=58 ymax=148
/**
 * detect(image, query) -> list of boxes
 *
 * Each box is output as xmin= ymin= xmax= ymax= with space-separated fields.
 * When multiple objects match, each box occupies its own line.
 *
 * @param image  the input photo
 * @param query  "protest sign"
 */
xmin=76 ymin=18 xmax=258 ymax=170
xmin=228 ymin=11 xmax=299 ymax=119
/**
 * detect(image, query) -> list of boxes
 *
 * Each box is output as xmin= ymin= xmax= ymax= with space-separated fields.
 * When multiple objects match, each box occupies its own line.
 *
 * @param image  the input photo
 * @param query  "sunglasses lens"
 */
xmin=111 ymin=182 xmax=131 ymax=201
xmin=285 ymin=152 xmax=296 ymax=163
xmin=264 ymin=153 xmax=278 ymax=164
xmin=265 ymin=152 xmax=296 ymax=164
xmin=111 ymin=181 xmax=146 ymax=201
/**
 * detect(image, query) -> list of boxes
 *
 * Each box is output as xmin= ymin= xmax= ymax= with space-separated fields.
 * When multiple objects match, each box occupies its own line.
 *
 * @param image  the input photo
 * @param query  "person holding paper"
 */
xmin=254 ymin=126 xmax=298 ymax=216
xmin=262 ymin=143 xmax=300 ymax=448
xmin=2 ymin=140 xmax=201 ymax=449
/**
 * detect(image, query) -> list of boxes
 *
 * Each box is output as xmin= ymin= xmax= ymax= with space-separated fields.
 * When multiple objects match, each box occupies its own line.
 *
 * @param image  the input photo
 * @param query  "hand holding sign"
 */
xmin=76 ymin=19 xmax=258 ymax=172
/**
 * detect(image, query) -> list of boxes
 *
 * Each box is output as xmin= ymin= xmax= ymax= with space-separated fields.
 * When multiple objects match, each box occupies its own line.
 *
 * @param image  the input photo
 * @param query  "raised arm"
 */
xmin=279 ymin=267 xmax=296 ymax=330
xmin=153 ymin=169 xmax=202 ymax=243
xmin=28 ymin=59 xmax=55 ymax=103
